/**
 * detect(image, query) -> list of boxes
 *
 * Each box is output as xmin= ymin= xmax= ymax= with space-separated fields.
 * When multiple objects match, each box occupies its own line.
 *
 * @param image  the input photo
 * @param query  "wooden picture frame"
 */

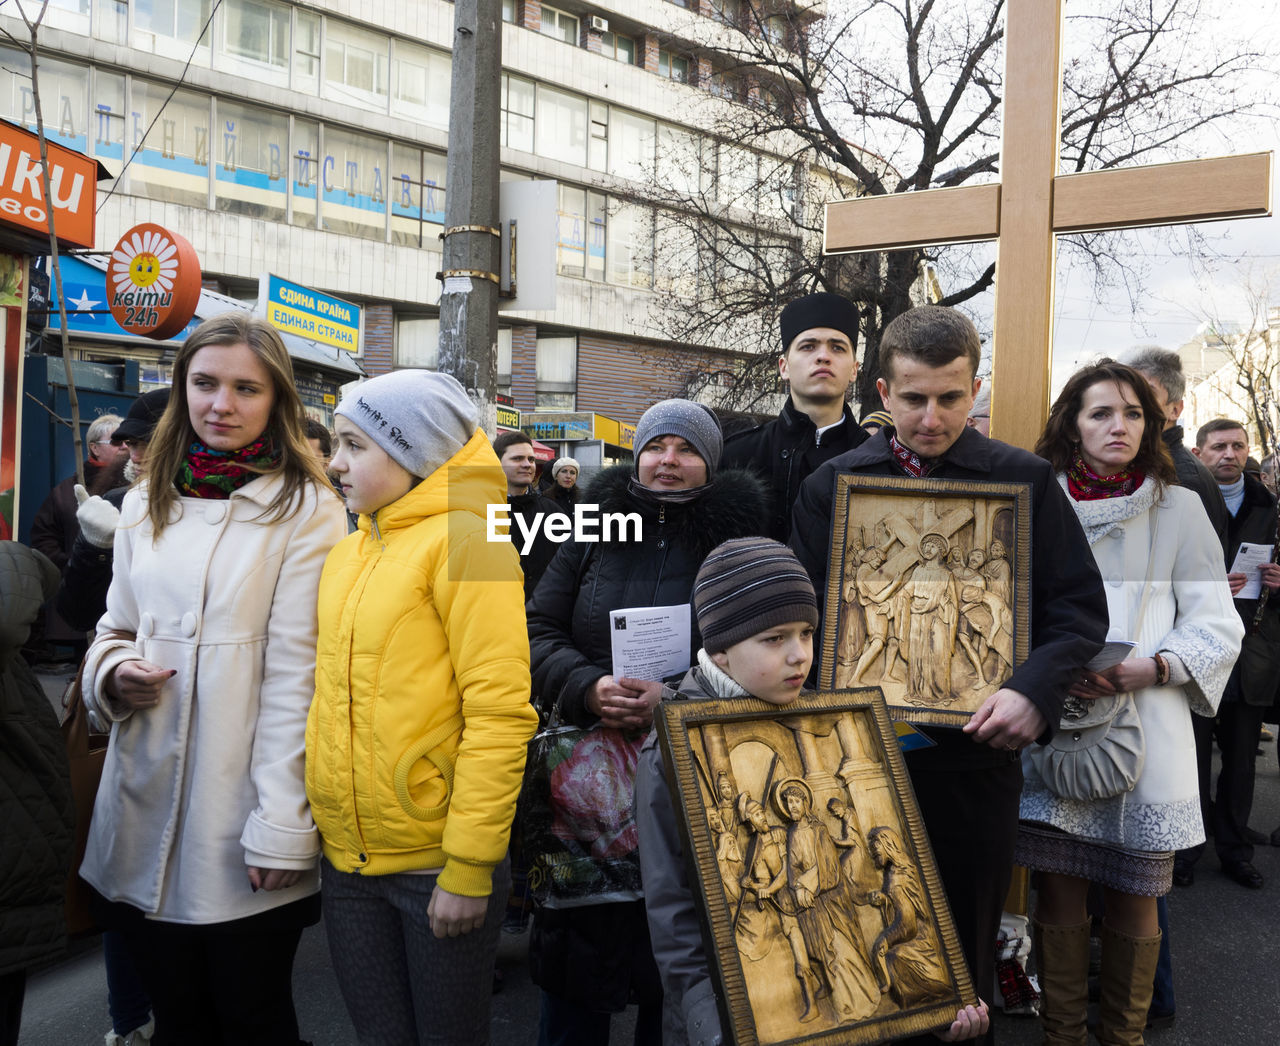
xmin=819 ymin=475 xmax=1033 ymax=726
xmin=656 ymin=688 xmax=976 ymax=1046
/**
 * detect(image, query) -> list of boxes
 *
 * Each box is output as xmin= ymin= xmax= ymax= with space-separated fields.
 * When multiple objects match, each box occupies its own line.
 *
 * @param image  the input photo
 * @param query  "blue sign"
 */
xmin=47 ymin=256 xmax=201 ymax=341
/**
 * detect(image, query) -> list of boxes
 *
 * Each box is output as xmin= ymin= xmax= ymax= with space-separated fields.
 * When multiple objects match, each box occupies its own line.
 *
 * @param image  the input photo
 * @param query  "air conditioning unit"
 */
xmin=590 ymin=15 xmax=609 ymax=33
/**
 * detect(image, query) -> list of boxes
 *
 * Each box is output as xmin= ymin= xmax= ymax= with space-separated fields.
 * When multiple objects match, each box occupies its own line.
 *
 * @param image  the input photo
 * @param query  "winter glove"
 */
xmin=74 ymin=483 xmax=120 ymax=549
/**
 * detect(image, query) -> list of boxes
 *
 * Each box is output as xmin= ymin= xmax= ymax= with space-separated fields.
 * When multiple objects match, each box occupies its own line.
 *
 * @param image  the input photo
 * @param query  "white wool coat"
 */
xmin=1021 ymin=478 xmax=1243 ymax=852
xmin=81 ymin=475 xmax=346 ymax=924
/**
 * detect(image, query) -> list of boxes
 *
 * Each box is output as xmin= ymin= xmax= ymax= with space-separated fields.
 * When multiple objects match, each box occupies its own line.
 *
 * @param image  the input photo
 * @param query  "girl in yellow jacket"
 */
xmin=306 ymin=370 xmax=539 ymax=1045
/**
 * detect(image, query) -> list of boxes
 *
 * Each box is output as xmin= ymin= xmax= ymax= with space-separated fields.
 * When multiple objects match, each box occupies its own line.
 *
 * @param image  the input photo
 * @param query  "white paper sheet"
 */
xmin=609 ymin=604 xmax=691 ymax=681
xmin=1230 ymin=542 xmax=1273 ymax=601
xmin=1086 ymin=641 xmax=1136 ymax=671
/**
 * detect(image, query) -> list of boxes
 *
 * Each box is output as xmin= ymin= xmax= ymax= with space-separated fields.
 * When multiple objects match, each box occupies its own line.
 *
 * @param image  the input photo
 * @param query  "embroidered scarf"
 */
xmin=177 ymin=436 xmax=280 ymax=499
xmin=889 ymin=434 xmax=936 ymax=478
xmin=1065 ymin=452 xmax=1144 ymax=502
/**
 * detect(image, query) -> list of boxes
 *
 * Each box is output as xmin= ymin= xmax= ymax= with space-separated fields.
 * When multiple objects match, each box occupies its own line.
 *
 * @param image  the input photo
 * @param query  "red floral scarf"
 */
xmin=176 ymin=436 xmax=280 ymax=499
xmin=1065 ymin=452 xmax=1144 ymax=501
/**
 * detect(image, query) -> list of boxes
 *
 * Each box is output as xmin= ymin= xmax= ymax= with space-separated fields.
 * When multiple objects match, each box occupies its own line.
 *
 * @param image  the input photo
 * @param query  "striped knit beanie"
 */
xmin=694 ymin=538 xmax=819 ymax=654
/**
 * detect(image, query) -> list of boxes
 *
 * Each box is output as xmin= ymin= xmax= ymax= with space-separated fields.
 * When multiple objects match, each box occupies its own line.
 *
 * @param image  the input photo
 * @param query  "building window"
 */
xmin=607 ymin=201 xmax=653 ymax=289
xmin=292 ymin=9 xmax=320 ymax=93
xmin=600 ymin=31 xmax=635 ymax=65
xmin=133 ymin=0 xmax=214 ymax=57
xmin=710 ymin=0 xmax=743 ymax=27
xmin=221 ymin=0 xmax=289 ymax=69
xmin=589 ymin=100 xmax=608 ymax=171
xmin=397 ymin=316 xmax=440 ymax=369
xmin=535 ymin=84 xmax=588 ymax=167
xmin=658 ymin=50 xmax=689 ymax=83
xmin=392 ymin=40 xmax=451 ymax=129
xmin=501 ymin=73 xmax=535 ymax=153
xmin=763 ymin=15 xmax=788 ymax=47
xmin=502 ymin=0 xmax=517 ymax=24
xmin=608 ymin=109 xmax=655 ymax=183
xmin=556 ymin=186 xmax=606 ymax=281
xmin=325 ymin=20 xmax=389 ymax=106
xmin=536 ymin=335 xmax=577 ymax=410
xmin=540 ymin=5 xmax=580 ymax=46
xmin=707 ymin=71 xmax=739 ymax=102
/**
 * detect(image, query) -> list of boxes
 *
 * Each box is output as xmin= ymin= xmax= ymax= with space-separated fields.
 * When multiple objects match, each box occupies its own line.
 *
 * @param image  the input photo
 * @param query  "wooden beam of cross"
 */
xmin=822 ymin=0 xmax=1273 ymax=450
xmin=878 ymin=503 xmax=972 ymax=580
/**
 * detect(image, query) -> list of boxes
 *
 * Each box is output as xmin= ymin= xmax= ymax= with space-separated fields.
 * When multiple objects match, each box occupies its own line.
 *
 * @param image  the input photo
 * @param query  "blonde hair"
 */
xmin=144 ymin=313 xmax=331 ymax=536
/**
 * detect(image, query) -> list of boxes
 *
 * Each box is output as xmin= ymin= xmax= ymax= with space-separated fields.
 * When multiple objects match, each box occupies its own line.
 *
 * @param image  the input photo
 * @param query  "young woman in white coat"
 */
xmin=80 ymin=314 xmax=347 ymax=1046
xmin=1018 ymin=361 xmax=1243 ymax=1046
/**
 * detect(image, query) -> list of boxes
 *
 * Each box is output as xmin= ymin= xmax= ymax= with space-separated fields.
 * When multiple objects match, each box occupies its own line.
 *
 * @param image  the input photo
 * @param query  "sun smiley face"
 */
xmin=109 ymin=227 xmax=180 ymax=295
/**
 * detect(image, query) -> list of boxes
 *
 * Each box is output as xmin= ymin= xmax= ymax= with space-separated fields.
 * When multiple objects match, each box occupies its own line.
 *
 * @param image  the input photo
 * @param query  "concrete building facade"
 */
xmin=3 ymin=0 xmax=836 ymax=432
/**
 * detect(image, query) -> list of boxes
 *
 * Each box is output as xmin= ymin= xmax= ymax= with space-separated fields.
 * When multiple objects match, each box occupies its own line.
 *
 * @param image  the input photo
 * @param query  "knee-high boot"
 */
xmin=1032 ymin=919 xmax=1091 ymax=1046
xmin=1095 ymin=923 xmax=1162 ymax=1046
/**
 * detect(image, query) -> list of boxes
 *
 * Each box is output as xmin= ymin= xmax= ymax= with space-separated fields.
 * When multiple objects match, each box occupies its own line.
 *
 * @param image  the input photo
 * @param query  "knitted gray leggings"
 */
xmin=322 ymin=856 xmax=511 ymax=1046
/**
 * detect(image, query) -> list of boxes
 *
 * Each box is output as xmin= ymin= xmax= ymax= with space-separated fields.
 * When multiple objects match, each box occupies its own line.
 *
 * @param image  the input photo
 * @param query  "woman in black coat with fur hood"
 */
xmin=525 ymin=399 xmax=765 ymax=1046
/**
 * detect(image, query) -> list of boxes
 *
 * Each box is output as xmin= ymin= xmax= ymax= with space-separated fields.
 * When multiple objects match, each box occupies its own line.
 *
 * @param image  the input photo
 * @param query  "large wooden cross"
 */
xmin=823 ymin=0 xmax=1273 ymax=450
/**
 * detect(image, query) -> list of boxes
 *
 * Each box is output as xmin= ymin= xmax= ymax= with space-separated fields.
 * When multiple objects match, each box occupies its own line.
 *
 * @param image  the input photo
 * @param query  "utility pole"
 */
xmin=438 ymin=0 xmax=501 ymax=435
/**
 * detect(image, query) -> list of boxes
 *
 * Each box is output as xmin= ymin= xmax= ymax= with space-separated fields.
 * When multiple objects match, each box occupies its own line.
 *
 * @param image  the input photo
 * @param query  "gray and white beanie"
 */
xmin=335 ymin=370 xmax=478 ymax=478
xmin=633 ymin=399 xmax=723 ymax=476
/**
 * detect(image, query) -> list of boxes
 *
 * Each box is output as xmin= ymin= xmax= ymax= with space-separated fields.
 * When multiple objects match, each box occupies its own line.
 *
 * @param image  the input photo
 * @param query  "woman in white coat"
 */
xmin=81 ymin=314 xmax=347 ymax=1046
xmin=1017 ymin=361 xmax=1242 ymax=1046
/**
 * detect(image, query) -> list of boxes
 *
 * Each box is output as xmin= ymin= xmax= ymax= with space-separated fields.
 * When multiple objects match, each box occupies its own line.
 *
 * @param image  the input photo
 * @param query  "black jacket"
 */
xmin=525 ymin=468 xmax=765 ymax=1011
xmin=722 ymin=399 xmax=867 ymax=541
xmin=508 ymin=489 xmax=567 ymax=602
xmin=1 ymin=543 xmax=75 ymax=977
xmin=789 ymin=426 xmax=1108 ymax=767
xmin=1225 ymin=472 xmax=1279 ymax=628
xmin=527 ymin=465 xmax=767 ymax=728
xmin=1164 ymin=425 xmax=1228 ymax=557
xmin=54 ymin=484 xmax=129 ymax=633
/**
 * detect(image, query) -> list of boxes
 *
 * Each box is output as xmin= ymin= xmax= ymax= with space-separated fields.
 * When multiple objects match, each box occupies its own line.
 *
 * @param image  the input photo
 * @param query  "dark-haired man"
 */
xmin=493 ymin=430 xmax=565 ymax=600
xmin=723 ymin=292 xmax=867 ymax=540
xmin=1123 ymin=346 xmax=1227 ymax=550
xmin=790 ymin=305 xmax=1107 ymax=1041
xmin=1177 ymin=419 xmax=1280 ymax=890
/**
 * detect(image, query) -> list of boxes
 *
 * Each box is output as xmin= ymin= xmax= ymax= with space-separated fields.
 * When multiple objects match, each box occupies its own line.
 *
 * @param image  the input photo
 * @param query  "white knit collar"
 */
xmin=696 ymin=648 xmax=752 ymax=699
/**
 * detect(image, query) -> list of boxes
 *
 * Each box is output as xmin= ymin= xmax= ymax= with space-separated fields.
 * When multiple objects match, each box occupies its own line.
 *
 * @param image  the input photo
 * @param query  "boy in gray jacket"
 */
xmin=634 ymin=537 xmax=989 ymax=1046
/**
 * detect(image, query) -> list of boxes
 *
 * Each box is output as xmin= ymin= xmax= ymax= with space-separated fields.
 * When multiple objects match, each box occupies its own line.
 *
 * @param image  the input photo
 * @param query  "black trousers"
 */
xmin=96 ymin=893 xmax=318 ymax=1046
xmin=0 ymin=970 xmax=24 ymax=1046
xmin=1211 ymin=700 xmax=1266 ymax=864
xmin=1180 ymin=682 xmax=1265 ymax=868
xmin=898 ymin=755 xmax=1022 ymax=1046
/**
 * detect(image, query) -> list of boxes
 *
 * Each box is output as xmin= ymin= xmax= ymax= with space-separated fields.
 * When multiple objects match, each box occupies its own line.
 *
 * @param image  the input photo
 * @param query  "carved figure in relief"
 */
xmin=955 ymin=549 xmax=991 ymax=687
xmin=867 ymin=826 xmax=953 ymax=1009
xmin=903 ymin=534 xmax=959 ymax=704
xmin=772 ymin=780 xmax=881 ymax=1022
xmin=826 ymin=796 xmax=876 ymax=892
xmin=736 ymin=794 xmax=823 ymax=1023
xmin=708 ymin=807 xmax=744 ymax=905
xmin=982 ymin=539 xmax=1012 ymax=606
xmin=851 ymin=547 xmax=906 ymax=684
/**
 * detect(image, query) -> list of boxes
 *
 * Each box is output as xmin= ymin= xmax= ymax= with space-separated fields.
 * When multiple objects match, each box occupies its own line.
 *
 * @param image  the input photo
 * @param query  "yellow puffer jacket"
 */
xmin=306 ymin=429 xmax=538 ymax=896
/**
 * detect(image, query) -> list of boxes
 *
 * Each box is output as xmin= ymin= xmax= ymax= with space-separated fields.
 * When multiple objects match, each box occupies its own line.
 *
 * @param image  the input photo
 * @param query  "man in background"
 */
xmin=723 ymin=292 xmax=866 ymax=540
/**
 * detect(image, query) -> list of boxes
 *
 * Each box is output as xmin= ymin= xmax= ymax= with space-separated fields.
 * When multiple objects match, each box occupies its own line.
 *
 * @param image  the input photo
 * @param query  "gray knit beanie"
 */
xmin=634 ymin=400 xmax=723 ymax=475
xmin=694 ymin=538 xmax=819 ymax=654
xmin=335 ymin=370 xmax=478 ymax=478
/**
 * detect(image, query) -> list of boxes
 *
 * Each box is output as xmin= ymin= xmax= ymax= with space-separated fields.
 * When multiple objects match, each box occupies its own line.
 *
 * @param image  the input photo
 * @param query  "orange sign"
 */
xmin=0 ymin=120 xmax=99 ymax=249
xmin=107 ymin=223 xmax=202 ymax=340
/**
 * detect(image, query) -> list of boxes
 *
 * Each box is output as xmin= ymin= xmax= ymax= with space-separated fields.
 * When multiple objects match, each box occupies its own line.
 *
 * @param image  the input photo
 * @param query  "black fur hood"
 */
xmin=583 ymin=464 xmax=768 ymax=560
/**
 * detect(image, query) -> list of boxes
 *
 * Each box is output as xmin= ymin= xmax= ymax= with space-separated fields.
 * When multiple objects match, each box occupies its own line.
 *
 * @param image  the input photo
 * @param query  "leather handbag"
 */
xmin=1036 ymin=508 xmax=1157 ymax=802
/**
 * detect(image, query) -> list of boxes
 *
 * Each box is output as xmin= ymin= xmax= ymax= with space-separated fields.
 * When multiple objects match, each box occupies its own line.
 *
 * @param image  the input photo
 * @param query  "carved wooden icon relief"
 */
xmin=657 ymin=689 xmax=975 ymax=1045
xmin=820 ymin=476 xmax=1033 ymax=726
